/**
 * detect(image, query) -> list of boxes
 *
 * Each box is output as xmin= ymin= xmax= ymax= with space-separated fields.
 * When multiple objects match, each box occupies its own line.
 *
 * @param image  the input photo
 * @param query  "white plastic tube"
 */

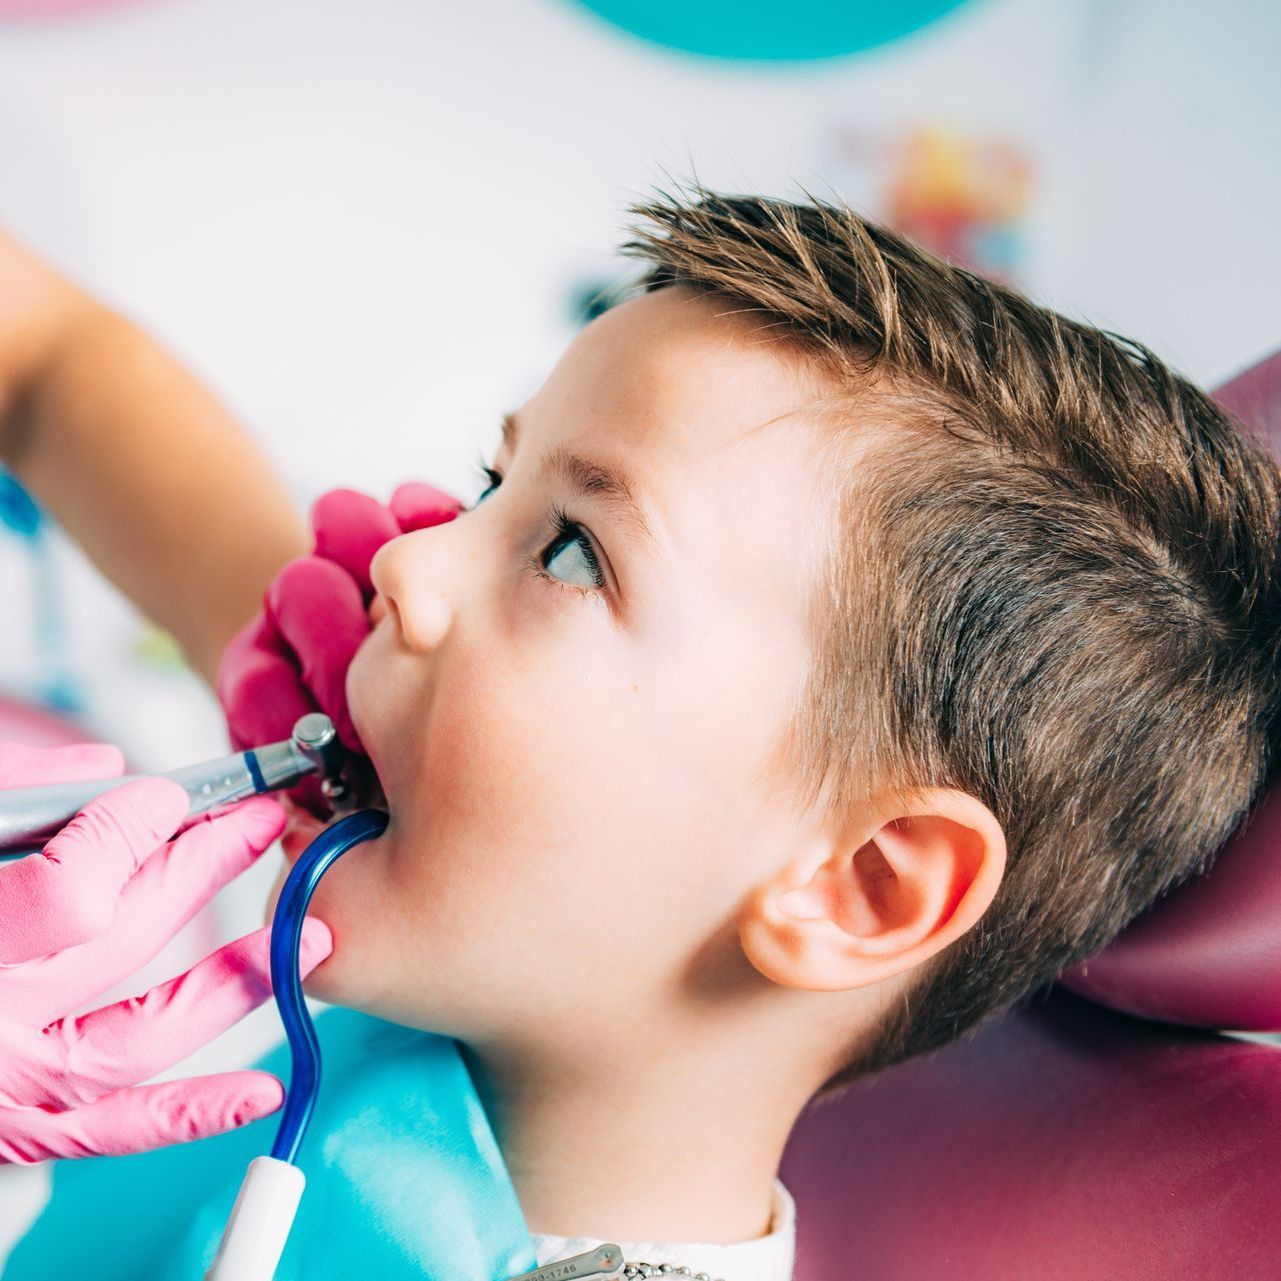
xmin=204 ymin=1156 xmax=306 ymax=1281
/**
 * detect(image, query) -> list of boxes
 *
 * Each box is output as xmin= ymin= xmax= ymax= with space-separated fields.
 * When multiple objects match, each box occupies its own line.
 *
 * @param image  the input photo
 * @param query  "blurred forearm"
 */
xmin=0 ymin=231 xmax=306 ymax=685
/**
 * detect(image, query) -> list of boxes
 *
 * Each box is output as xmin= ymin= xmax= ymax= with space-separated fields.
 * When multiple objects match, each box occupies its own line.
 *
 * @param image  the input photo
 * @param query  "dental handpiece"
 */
xmin=0 ymin=712 xmax=347 ymax=859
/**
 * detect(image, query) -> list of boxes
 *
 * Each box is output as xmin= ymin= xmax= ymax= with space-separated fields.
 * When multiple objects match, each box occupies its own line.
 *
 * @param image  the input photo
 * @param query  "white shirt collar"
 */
xmin=528 ymin=1178 xmax=795 ymax=1281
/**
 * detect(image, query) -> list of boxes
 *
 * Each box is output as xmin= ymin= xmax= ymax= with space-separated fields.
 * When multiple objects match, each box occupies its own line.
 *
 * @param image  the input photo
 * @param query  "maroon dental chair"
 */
xmin=781 ymin=350 xmax=1281 ymax=1280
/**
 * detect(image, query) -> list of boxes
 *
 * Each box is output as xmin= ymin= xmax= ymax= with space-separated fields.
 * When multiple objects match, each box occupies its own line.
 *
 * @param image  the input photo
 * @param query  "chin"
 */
xmin=261 ymin=859 xmax=347 ymax=1002
xmin=261 ymin=801 xmax=381 ymax=1010
xmin=300 ymin=958 xmax=343 ymax=1004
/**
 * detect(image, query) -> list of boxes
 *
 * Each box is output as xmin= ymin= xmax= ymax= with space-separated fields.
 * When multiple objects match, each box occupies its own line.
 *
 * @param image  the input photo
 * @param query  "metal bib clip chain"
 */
xmin=508 ymin=1244 xmax=726 ymax=1281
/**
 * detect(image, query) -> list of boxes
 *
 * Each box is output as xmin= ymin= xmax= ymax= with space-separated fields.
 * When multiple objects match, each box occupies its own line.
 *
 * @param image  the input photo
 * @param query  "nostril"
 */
xmin=383 ymin=595 xmax=404 ymax=636
xmin=371 ymin=590 xmax=407 ymax=641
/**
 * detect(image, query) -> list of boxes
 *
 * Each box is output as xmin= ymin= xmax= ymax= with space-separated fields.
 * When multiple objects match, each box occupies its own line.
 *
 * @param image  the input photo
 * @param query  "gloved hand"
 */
xmin=216 ymin=482 xmax=463 ymax=813
xmin=0 ymin=741 xmax=332 ymax=1163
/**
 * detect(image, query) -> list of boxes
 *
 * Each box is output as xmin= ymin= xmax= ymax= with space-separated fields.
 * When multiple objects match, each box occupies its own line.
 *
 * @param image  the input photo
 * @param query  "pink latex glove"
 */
xmin=0 ymin=740 xmax=332 ymax=1163
xmin=216 ymin=482 xmax=463 ymax=813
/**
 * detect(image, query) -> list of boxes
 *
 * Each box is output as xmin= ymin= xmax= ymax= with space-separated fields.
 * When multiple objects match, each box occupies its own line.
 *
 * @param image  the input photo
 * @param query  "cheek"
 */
xmin=418 ymin=632 xmax=748 ymax=926
xmin=420 ymin=629 xmax=625 ymax=850
xmin=314 ymin=615 xmax=648 ymax=1020
xmin=312 ymin=594 xmax=796 ymax=1030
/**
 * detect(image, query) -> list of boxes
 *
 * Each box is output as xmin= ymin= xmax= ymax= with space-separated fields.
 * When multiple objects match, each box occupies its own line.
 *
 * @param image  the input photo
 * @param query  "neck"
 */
xmin=461 ymin=1011 xmax=820 ymax=1247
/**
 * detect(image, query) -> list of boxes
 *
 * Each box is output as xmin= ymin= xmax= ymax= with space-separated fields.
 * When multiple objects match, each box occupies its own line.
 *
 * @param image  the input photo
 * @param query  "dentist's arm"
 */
xmin=0 ymin=227 xmax=306 ymax=685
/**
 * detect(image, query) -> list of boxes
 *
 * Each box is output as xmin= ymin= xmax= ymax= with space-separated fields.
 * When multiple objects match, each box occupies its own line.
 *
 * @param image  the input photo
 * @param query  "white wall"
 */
xmin=2 ymin=0 xmax=1277 ymax=511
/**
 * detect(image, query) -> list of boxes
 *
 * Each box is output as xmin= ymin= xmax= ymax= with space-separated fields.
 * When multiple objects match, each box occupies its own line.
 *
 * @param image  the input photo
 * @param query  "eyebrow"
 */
xmin=499 ymin=411 xmax=657 ymax=553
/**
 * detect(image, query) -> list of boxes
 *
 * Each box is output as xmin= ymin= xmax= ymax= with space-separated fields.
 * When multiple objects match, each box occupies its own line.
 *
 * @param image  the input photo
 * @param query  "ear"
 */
xmin=738 ymin=789 xmax=1006 ymax=992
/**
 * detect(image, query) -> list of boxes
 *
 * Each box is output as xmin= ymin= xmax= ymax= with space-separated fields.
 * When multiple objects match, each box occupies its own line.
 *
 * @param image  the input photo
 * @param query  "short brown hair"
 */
xmin=618 ymin=182 xmax=1281 ymax=1091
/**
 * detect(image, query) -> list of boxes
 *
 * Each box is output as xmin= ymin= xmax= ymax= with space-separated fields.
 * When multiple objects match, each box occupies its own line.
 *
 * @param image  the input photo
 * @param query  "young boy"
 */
xmin=2 ymin=183 xmax=1278 ymax=1278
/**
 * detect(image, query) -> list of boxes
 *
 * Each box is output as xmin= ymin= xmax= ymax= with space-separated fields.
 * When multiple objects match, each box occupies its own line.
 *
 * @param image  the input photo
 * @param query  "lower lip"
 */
xmin=277 ymin=751 xmax=391 ymax=865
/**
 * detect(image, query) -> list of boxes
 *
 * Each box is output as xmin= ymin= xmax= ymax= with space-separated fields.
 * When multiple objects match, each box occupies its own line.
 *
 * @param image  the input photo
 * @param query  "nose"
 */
xmin=369 ymin=523 xmax=465 ymax=654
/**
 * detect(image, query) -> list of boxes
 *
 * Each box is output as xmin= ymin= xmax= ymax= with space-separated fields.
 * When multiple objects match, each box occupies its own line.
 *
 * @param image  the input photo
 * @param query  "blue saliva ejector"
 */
xmin=0 ymin=712 xmax=349 ymax=860
xmin=205 ymin=807 xmax=390 ymax=1280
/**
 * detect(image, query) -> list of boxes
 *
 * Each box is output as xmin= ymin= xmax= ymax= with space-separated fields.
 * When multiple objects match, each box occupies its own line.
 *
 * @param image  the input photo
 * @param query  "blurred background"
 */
xmin=0 ymin=0 xmax=1277 ymax=1256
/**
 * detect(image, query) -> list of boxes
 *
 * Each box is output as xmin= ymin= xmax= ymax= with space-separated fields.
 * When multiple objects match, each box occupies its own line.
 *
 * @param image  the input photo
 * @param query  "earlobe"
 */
xmin=738 ymin=790 xmax=1007 ymax=993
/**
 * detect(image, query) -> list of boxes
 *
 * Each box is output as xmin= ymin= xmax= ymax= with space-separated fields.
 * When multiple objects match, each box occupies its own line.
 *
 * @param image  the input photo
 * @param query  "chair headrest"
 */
xmin=1059 ymin=350 xmax=1281 ymax=1031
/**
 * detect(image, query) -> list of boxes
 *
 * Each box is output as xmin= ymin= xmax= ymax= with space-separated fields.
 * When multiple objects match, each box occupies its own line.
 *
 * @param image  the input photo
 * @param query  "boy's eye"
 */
xmin=469 ymin=462 xmax=606 ymax=594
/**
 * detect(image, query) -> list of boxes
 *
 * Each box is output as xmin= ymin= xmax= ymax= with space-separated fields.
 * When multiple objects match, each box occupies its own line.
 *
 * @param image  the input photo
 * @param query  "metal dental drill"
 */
xmin=0 ymin=712 xmax=348 ymax=859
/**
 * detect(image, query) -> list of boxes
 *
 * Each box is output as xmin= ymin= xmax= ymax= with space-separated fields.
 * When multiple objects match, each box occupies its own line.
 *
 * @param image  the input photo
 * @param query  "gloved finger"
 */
xmin=0 ymin=740 xmax=124 ymax=790
xmin=0 ymin=778 xmax=188 ymax=965
xmin=0 ymin=1070 xmax=285 ymax=1164
xmin=7 ymin=918 xmax=332 ymax=1111
xmin=215 ymin=615 xmax=333 ymax=816
xmin=216 ymin=613 xmax=317 ymax=754
xmin=7 ymin=798 xmax=286 ymax=1029
xmin=310 ymin=488 xmax=400 ymax=597
xmin=390 ymin=480 xmax=464 ymax=533
xmin=266 ymin=557 xmax=369 ymax=753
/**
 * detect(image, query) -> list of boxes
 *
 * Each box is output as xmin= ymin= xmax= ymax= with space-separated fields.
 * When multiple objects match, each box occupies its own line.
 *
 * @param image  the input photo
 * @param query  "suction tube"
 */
xmin=268 ymin=808 xmax=389 ymax=1163
xmin=205 ymin=808 xmax=389 ymax=1281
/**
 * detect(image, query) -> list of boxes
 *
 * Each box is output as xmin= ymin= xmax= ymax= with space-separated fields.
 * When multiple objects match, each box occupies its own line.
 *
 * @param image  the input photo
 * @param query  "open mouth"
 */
xmin=281 ymin=753 xmax=389 ymax=863
xmin=331 ymin=752 xmax=388 ymax=816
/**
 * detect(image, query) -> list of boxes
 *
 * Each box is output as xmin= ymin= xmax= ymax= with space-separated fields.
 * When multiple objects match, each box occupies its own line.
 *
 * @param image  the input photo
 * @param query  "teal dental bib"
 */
xmin=7 ymin=1007 xmax=537 ymax=1280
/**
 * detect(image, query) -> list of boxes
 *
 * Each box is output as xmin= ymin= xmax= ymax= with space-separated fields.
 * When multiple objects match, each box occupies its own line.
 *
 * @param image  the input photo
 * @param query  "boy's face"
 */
xmin=280 ymin=285 xmax=838 ymax=1049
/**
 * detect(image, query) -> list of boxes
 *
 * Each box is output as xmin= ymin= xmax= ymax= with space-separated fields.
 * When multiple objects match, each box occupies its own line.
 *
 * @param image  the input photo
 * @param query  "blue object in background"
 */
xmin=0 ymin=468 xmax=80 ymax=713
xmin=7 ymin=1008 xmax=537 ymax=1280
xmin=566 ymin=0 xmax=974 ymax=61
xmin=0 ymin=471 xmax=43 ymax=540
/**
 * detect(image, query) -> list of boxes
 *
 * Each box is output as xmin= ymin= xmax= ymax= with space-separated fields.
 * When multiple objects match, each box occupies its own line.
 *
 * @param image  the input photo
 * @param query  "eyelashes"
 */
xmin=471 ymin=456 xmax=502 ymax=507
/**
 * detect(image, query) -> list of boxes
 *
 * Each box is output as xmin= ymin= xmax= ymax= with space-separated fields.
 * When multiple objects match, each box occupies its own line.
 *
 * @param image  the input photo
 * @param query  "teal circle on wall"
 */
xmin=567 ymin=0 xmax=975 ymax=62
